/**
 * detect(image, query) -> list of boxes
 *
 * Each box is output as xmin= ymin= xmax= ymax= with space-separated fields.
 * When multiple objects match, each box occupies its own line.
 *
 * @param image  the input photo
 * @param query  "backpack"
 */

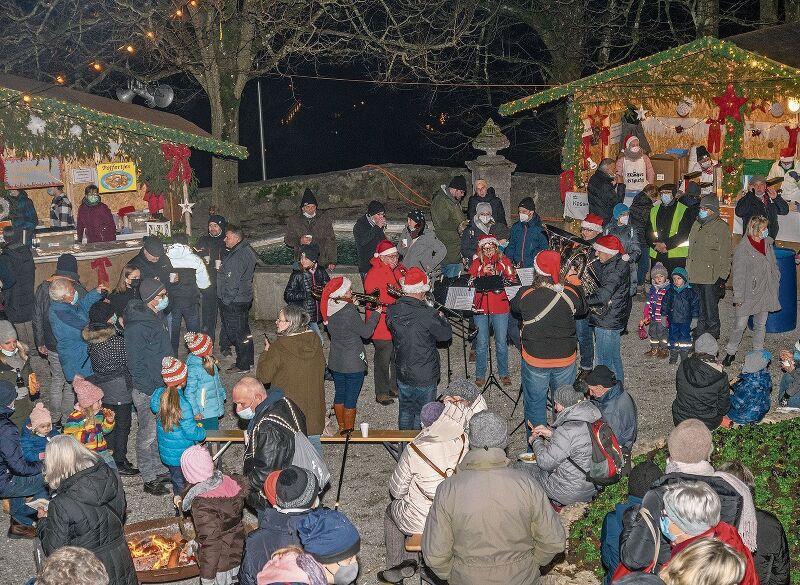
xmin=567 ymin=418 xmax=625 ymax=486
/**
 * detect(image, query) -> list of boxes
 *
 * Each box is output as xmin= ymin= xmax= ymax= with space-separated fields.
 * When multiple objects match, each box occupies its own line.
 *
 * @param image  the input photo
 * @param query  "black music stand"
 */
xmin=474 ymin=275 xmax=515 ymax=404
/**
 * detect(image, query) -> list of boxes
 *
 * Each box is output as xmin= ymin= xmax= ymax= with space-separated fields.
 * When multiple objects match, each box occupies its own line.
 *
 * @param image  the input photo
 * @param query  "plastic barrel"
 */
xmin=748 ymin=247 xmax=797 ymax=333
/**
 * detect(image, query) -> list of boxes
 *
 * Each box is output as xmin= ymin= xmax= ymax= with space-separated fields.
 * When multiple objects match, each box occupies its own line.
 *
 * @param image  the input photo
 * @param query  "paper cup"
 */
xmin=359 ymin=422 xmax=369 ymax=437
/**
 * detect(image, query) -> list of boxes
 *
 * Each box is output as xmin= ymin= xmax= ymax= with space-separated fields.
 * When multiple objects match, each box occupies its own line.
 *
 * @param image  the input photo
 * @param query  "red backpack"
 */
xmin=567 ymin=419 xmax=625 ymax=486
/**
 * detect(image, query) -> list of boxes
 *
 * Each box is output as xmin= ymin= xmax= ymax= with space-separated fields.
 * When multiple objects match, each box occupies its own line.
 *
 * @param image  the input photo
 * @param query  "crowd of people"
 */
xmin=0 ymin=173 xmax=793 ymax=585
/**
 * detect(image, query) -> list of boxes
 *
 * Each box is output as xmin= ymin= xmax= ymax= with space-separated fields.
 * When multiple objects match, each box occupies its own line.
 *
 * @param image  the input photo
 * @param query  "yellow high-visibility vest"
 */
xmin=649 ymin=203 xmax=689 ymax=258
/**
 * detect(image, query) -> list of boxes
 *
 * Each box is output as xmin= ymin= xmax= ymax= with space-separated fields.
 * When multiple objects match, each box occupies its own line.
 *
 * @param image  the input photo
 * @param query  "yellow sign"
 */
xmin=97 ymin=162 xmax=138 ymax=193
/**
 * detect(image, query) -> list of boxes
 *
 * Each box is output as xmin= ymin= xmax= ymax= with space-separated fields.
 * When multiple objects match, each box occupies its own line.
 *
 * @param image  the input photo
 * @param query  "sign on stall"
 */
xmin=564 ymin=191 xmax=589 ymax=220
xmin=71 ymin=167 xmax=97 ymax=185
xmin=97 ymin=162 xmax=137 ymax=193
xmin=4 ymin=158 xmax=62 ymax=189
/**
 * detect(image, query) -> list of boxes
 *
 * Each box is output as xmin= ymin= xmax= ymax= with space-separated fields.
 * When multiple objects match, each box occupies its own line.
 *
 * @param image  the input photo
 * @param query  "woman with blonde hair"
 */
xmin=660 ymin=538 xmax=746 ymax=585
xmin=720 ymin=215 xmax=780 ymax=366
xmin=38 ymin=435 xmax=136 ymax=585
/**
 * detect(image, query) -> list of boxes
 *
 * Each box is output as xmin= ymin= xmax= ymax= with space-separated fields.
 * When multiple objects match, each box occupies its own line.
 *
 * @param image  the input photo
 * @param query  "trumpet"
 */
xmin=387 ymin=284 xmax=477 ymax=341
xmin=311 ymin=286 xmax=387 ymax=308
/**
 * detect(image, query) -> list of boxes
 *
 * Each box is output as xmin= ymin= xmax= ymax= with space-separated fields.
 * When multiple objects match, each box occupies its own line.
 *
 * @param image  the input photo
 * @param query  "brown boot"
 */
xmin=341 ymin=408 xmax=357 ymax=434
xmin=474 ymin=377 xmax=485 ymax=387
xmin=656 ymin=348 xmax=670 ymax=359
xmin=500 ymin=375 xmax=512 ymax=386
xmin=333 ymin=403 xmax=346 ymax=433
xmin=8 ymin=518 xmax=36 ymax=539
xmin=643 ymin=347 xmax=658 ymax=357
xmin=469 ymin=350 xmax=476 ymax=363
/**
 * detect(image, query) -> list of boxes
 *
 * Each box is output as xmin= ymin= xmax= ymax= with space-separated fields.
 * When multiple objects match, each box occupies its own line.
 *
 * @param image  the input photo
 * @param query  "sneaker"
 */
xmin=8 ymin=518 xmax=36 ymax=539
xmin=143 ymin=481 xmax=171 ymax=496
xmin=376 ymin=395 xmax=394 ymax=406
xmin=377 ymin=560 xmax=418 ymax=584
xmin=500 ymin=375 xmax=512 ymax=386
xmin=117 ymin=461 xmax=140 ymax=476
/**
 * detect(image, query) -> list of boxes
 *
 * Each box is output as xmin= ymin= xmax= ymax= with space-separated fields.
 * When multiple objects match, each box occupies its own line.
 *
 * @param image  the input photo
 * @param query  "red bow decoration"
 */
xmin=581 ymin=135 xmax=592 ymax=168
xmin=706 ymin=118 xmax=722 ymax=154
xmin=712 ymin=84 xmax=747 ymax=123
xmin=144 ymin=191 xmax=165 ymax=215
xmin=782 ymin=126 xmax=800 ymax=158
xmin=90 ymin=257 xmax=112 ymax=286
xmin=600 ymin=125 xmax=610 ymax=147
xmin=161 ymin=143 xmax=192 ymax=184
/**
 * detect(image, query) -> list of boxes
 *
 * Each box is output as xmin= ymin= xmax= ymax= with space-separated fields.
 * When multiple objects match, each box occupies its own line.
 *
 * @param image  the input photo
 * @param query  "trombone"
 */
xmin=310 ymin=286 xmax=387 ymax=309
xmin=387 ymin=284 xmax=477 ymax=341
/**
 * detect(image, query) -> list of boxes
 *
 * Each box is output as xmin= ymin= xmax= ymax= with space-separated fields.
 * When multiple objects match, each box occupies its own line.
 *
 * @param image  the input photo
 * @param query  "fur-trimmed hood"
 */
xmin=82 ymin=325 xmax=117 ymax=344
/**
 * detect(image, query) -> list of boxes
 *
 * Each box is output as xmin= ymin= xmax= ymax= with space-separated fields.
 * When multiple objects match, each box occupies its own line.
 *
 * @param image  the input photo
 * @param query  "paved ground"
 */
xmin=1 ymin=292 xmax=797 ymax=584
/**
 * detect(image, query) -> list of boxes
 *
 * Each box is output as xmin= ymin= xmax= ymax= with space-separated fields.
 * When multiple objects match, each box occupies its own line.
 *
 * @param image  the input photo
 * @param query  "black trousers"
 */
xmin=201 ymin=287 xmax=220 ymax=345
xmin=373 ymin=340 xmax=398 ymax=398
xmin=103 ymin=402 xmax=132 ymax=464
xmin=695 ymin=283 xmax=722 ymax=339
xmin=220 ymin=301 xmax=254 ymax=369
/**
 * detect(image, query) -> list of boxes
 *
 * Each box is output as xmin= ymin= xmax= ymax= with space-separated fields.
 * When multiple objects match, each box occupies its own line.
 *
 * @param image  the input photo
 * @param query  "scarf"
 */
xmin=748 ymin=236 xmax=766 ymax=255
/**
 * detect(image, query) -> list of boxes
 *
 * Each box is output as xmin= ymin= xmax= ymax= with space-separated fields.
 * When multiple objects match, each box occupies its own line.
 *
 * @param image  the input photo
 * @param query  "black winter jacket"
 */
xmin=673 ymin=357 xmax=729 ymax=430
xmin=735 ymin=189 xmax=790 ymax=240
xmin=33 ymin=280 xmax=88 ymax=351
xmin=459 ymin=220 xmax=505 ymax=262
xmin=129 ymin=250 xmax=175 ymax=312
xmin=587 ymin=170 xmax=621 ymax=223
xmin=196 ymin=232 xmax=228 ymax=283
xmin=123 ymin=300 xmax=172 ymax=395
xmin=39 ymin=461 xmax=136 ymax=585
xmin=353 ymin=214 xmax=386 ymax=274
xmin=661 ymin=285 xmax=700 ymax=324
xmin=629 ymin=191 xmax=654 ymax=243
xmin=0 ymin=406 xmax=42 ymax=491
xmin=467 ymin=189 xmax=508 ymax=225
xmin=620 ymin=471 xmax=743 ymax=572
xmin=84 ymin=325 xmax=132 ymax=405
xmin=283 ymin=265 xmax=330 ymax=323
xmin=587 ymin=255 xmax=631 ymax=330
xmin=170 ymin=266 xmax=200 ymax=307
xmin=2 ymin=243 xmax=35 ymax=323
xmin=243 ymin=391 xmax=307 ymax=511
xmin=754 ymin=508 xmax=790 ymax=585
xmin=386 ymin=296 xmax=452 ymax=387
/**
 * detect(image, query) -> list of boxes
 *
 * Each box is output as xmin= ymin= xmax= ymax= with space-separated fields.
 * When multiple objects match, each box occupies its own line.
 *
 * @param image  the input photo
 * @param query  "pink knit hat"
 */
xmin=72 ymin=375 xmax=104 ymax=408
xmin=161 ymin=357 xmax=188 ymax=387
xmin=29 ymin=402 xmax=52 ymax=428
xmin=180 ymin=444 xmax=215 ymax=484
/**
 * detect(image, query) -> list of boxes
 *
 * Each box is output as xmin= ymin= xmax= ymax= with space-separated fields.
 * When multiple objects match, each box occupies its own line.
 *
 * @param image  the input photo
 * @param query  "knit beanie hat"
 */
xmin=671 ymin=267 xmax=689 ymax=283
xmin=263 ymin=470 xmax=282 ymax=506
xmin=180 ymin=444 xmax=215 ymax=485
xmin=612 ymin=203 xmax=630 ymax=220
xmin=73 ymin=375 xmax=104 ymax=408
xmin=88 ymin=300 xmax=116 ymax=327
xmin=0 ymin=380 xmax=16 ymax=407
xmin=420 ymin=401 xmax=445 ymax=428
xmin=694 ymin=333 xmax=718 ymax=357
xmin=298 ymin=509 xmax=361 ymax=564
xmin=185 ymin=332 xmax=213 ymax=357
xmin=650 ymin=262 xmax=669 ymax=281
xmin=139 ymin=278 xmax=166 ymax=304
xmin=667 ymin=419 xmax=713 ymax=464
xmin=585 ymin=365 xmax=617 ymax=388
xmin=29 ymin=402 xmax=52 ymax=428
xmin=407 ymin=209 xmax=426 ymax=227
xmin=448 ymin=176 xmax=467 ymax=192
xmin=55 ymin=253 xmax=79 ymax=280
xmin=443 ymin=378 xmax=480 ymax=402
xmin=742 ymin=350 xmax=769 ymax=374
xmin=142 ymin=235 xmax=165 ymax=257
xmin=468 ymin=411 xmax=508 ymax=450
xmin=208 ymin=214 xmax=227 ymax=235
xmin=554 ymin=385 xmax=584 ymax=409
xmin=161 ymin=357 xmax=188 ymax=387
xmin=367 ymin=200 xmax=385 ymax=216
xmin=300 ymin=188 xmax=318 ymax=208
xmin=627 ymin=460 xmax=662 ymax=498
xmin=300 ymin=243 xmax=320 ymax=263
xmin=518 ymin=197 xmax=536 ymax=213
xmin=276 ymin=465 xmax=319 ymax=510
xmin=0 ymin=320 xmax=17 ymax=342
xmin=700 ymin=194 xmax=720 ymax=211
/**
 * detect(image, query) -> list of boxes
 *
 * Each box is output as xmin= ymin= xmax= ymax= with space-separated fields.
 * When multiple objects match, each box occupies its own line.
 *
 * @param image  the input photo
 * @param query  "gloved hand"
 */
xmin=715 ymin=277 xmax=727 ymax=299
xmin=788 ymin=170 xmax=799 ymax=181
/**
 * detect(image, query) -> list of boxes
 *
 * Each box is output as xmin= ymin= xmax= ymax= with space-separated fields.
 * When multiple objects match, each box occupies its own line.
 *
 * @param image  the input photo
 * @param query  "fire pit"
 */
xmin=125 ymin=518 xmax=199 ymax=583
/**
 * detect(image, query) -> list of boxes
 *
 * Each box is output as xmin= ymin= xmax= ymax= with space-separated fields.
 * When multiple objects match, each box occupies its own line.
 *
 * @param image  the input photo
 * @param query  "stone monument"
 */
xmin=466 ymin=119 xmax=517 ymax=221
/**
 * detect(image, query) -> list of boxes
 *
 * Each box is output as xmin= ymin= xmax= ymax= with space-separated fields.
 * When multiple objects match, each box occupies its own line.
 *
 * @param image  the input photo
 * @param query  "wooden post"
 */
xmin=182 ymin=182 xmax=192 ymax=236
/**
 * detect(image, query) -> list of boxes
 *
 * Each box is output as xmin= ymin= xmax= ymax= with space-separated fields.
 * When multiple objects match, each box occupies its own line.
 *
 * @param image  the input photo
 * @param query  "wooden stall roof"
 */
xmin=729 ymin=22 xmax=800 ymax=70
xmin=0 ymin=73 xmax=247 ymax=159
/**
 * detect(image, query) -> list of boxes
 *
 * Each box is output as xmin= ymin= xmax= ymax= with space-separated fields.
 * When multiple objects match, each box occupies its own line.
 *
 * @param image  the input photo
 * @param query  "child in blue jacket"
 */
xmin=183 ymin=332 xmax=226 ymax=430
xmin=661 ymin=267 xmax=700 ymax=364
xmin=20 ymin=403 xmax=59 ymax=462
xmin=151 ymin=357 xmax=206 ymax=496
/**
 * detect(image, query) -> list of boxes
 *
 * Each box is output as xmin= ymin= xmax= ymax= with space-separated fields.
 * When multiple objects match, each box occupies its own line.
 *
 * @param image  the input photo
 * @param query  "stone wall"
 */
xmin=196 ymin=163 xmax=561 ymax=225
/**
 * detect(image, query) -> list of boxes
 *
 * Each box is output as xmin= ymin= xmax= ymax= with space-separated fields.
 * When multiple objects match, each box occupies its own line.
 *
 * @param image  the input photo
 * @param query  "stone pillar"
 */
xmin=465 ymin=119 xmax=517 ymax=223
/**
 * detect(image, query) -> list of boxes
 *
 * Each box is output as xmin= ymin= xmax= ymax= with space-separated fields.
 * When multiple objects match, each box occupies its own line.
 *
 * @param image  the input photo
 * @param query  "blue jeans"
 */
xmin=332 ymin=371 xmax=366 ymax=409
xmin=595 ymin=328 xmax=623 ymax=385
xmin=167 ymin=464 xmax=186 ymax=496
xmin=779 ymin=373 xmax=800 ymax=407
xmin=397 ymin=381 xmax=437 ymax=430
xmin=575 ymin=317 xmax=594 ymax=371
xmin=308 ymin=435 xmax=323 ymax=457
xmin=521 ymin=360 xmax=576 ymax=431
xmin=474 ymin=313 xmax=509 ymax=378
xmin=309 ymin=322 xmax=325 ymax=346
xmin=0 ymin=473 xmax=48 ymax=525
xmin=441 ymin=263 xmax=462 ymax=279
xmin=170 ymin=304 xmax=201 ymax=356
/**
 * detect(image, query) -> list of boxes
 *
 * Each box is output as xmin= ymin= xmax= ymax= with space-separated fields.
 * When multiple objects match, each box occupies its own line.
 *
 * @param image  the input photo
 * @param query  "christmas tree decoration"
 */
xmin=635 ymin=105 xmax=648 ymax=121
xmin=675 ymin=125 xmax=684 ymax=134
xmin=69 ymin=124 xmax=83 ymax=138
xmin=770 ymin=102 xmax=784 ymax=117
xmin=107 ymin=141 xmax=121 ymax=157
xmin=178 ymin=200 xmax=195 ymax=215
xmin=26 ymin=115 xmax=46 ymax=135
xmin=712 ymin=84 xmax=747 ymax=123
xmin=750 ymin=126 xmax=762 ymax=137
xmin=676 ymin=97 xmax=695 ymax=117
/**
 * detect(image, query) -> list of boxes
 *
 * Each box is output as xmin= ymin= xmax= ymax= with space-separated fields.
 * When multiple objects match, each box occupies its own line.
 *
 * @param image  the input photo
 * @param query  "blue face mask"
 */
xmin=660 ymin=194 xmax=672 ymax=205
xmin=237 ymin=407 xmax=255 ymax=420
xmin=71 ymin=290 xmax=79 ymax=305
xmin=793 ymin=350 xmax=800 ymax=362
xmin=659 ymin=515 xmax=677 ymax=542
xmin=698 ymin=209 xmax=709 ymax=220
xmin=155 ymin=296 xmax=169 ymax=312
xmin=761 ymin=228 xmax=769 ymax=239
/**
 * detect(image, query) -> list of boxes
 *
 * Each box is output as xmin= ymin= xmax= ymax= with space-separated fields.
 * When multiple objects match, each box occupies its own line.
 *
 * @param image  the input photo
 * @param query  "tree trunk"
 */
xmin=786 ymin=0 xmax=800 ymax=22
xmin=208 ymin=77 xmax=243 ymax=218
xmin=695 ymin=0 xmax=719 ymax=37
xmin=760 ymin=0 xmax=778 ymax=23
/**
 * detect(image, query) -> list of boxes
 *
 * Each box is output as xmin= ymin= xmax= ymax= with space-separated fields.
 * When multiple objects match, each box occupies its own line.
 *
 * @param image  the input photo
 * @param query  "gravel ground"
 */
xmin=1 ymin=292 xmax=797 ymax=584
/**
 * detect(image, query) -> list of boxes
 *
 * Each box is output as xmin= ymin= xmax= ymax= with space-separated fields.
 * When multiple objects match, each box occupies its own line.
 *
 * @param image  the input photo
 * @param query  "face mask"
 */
xmin=1 ymin=347 xmax=17 ymax=357
xmin=761 ymin=228 xmax=769 ymax=239
xmin=700 ymin=160 xmax=712 ymax=170
xmin=332 ymin=562 xmax=359 ymax=585
xmin=780 ymin=161 xmax=792 ymax=170
xmin=518 ymin=213 xmax=530 ymax=223
xmin=660 ymin=516 xmax=677 ymax=542
xmin=109 ymin=314 xmax=118 ymax=326
xmin=302 ymin=211 xmax=316 ymax=219
xmin=630 ymin=146 xmax=641 ymax=154
xmin=237 ymin=407 xmax=255 ymax=420
xmin=480 ymin=215 xmax=493 ymax=225
xmin=87 ymin=194 xmax=100 ymax=204
xmin=618 ymin=215 xmax=629 ymax=225
xmin=660 ymin=194 xmax=672 ymax=205
xmin=698 ymin=209 xmax=709 ymax=220
xmin=71 ymin=290 xmax=79 ymax=305
xmin=155 ymin=296 xmax=169 ymax=312
xmin=129 ymin=278 xmax=141 ymax=290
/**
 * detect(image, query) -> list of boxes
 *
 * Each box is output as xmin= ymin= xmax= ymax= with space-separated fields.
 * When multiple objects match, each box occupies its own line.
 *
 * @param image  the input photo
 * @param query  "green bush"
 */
xmin=568 ymin=417 xmax=800 ymax=582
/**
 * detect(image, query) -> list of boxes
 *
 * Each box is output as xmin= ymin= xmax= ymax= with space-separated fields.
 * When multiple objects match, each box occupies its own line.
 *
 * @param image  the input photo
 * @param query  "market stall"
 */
xmin=499 ymin=36 xmax=800 ymax=242
xmin=0 ymin=73 xmax=247 ymax=287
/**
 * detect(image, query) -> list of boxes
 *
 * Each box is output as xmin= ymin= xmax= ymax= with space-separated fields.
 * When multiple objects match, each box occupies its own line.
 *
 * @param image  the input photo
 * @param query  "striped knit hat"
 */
xmin=184 ymin=332 xmax=213 ymax=357
xmin=161 ymin=357 xmax=188 ymax=387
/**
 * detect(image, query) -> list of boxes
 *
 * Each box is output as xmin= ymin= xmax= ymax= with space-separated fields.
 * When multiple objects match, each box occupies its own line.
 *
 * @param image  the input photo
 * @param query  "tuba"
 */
xmin=543 ymin=224 xmax=601 ymax=295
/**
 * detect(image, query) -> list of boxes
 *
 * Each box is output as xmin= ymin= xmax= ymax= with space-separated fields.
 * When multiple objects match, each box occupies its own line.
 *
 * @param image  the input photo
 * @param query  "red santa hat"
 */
xmin=402 ymin=267 xmax=430 ymax=294
xmin=320 ymin=276 xmax=351 ymax=324
xmin=593 ymin=234 xmax=625 ymax=257
xmin=477 ymin=233 xmax=499 ymax=249
xmin=374 ymin=240 xmax=398 ymax=257
xmin=533 ymin=250 xmax=561 ymax=285
xmin=624 ymin=134 xmax=639 ymax=149
xmin=780 ymin=146 xmax=796 ymax=161
xmin=581 ymin=213 xmax=604 ymax=232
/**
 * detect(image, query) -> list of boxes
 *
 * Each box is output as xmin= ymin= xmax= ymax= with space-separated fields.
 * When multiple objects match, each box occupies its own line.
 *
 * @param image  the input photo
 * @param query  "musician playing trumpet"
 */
xmin=468 ymin=234 xmax=517 ymax=388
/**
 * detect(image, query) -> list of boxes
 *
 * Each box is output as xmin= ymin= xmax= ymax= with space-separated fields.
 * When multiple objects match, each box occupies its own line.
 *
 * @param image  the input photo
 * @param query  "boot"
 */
xmin=656 ymin=347 xmax=670 ymax=359
xmin=333 ymin=403 xmax=346 ymax=433
xmin=341 ymin=408 xmax=357 ymax=435
xmin=643 ymin=346 xmax=658 ymax=357
xmin=8 ymin=518 xmax=37 ymax=539
xmin=669 ymin=351 xmax=678 ymax=364
xmin=679 ymin=350 xmax=689 ymax=363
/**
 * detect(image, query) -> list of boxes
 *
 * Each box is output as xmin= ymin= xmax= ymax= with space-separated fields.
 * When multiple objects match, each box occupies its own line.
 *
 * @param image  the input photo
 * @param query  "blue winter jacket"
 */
xmin=600 ymin=495 xmax=642 ymax=584
xmin=0 ymin=406 xmax=42 ymax=491
xmin=504 ymin=215 xmax=548 ymax=268
xmin=184 ymin=354 xmax=226 ymax=420
xmin=20 ymin=419 xmax=59 ymax=463
xmin=661 ymin=284 xmax=700 ymax=325
xmin=239 ymin=507 xmax=308 ymax=585
xmin=49 ymin=289 xmax=103 ymax=382
xmin=728 ymin=370 xmax=772 ymax=424
xmin=591 ymin=383 xmax=638 ymax=450
xmin=150 ymin=386 xmax=207 ymax=466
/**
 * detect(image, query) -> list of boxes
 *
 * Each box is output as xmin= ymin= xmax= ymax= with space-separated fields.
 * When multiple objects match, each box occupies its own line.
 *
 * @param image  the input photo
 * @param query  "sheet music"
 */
xmin=516 ymin=267 xmax=534 ymax=286
xmin=445 ymin=287 xmax=475 ymax=311
xmin=504 ymin=286 xmax=521 ymax=300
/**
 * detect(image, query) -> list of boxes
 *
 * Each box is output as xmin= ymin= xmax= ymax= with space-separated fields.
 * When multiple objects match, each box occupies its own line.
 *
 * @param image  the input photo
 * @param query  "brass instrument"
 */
xmin=544 ymin=224 xmax=601 ymax=295
xmin=387 ymin=284 xmax=477 ymax=341
xmin=310 ymin=286 xmax=387 ymax=308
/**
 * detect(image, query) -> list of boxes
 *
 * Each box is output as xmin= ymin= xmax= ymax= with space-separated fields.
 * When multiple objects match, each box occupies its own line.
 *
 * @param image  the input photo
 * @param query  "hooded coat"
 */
xmin=735 ymin=189 xmax=789 ymax=240
xmin=185 ymin=353 xmax=226 ymax=420
xmin=1 ymin=241 xmax=35 ymax=323
xmin=123 ymin=299 xmax=172 ymax=395
xmin=526 ymin=401 xmax=602 ymax=505
xmin=430 ymin=186 xmax=466 ymax=265
xmin=240 ymin=507 xmax=309 ymax=585
xmin=49 ymin=289 xmax=103 ymax=382
xmin=397 ymin=226 xmax=447 ymax=275
xmin=587 ymin=255 xmax=631 ymax=330
xmin=731 ymin=236 xmax=781 ymax=317
xmin=256 ymin=330 xmax=325 ymax=436
xmin=590 ymin=383 xmax=637 ymax=450
xmin=76 ymin=197 xmax=116 ymax=243
xmin=672 ymin=357 xmax=729 ymax=429
xmin=467 ymin=189 xmax=508 ymax=225
xmin=326 ymin=303 xmax=380 ymax=374
xmin=150 ymin=386 xmax=207 ymax=465
xmin=505 ymin=215 xmax=548 ymax=269
xmin=0 ymin=404 xmax=42 ymax=491
xmin=661 ymin=282 xmax=700 ymax=324
xmin=728 ymin=369 xmax=772 ymax=424
xmin=166 ymin=243 xmax=210 ymax=307
xmin=217 ymin=239 xmax=257 ymax=306
xmin=588 ymin=169 xmax=622 ymax=223
xmin=34 ymin=279 xmax=88 ymax=352
xmin=285 ymin=211 xmax=337 ymax=267
xmin=283 ymin=264 xmax=330 ymax=324
xmin=38 ymin=461 xmax=136 ymax=585
xmin=83 ymin=325 xmax=132 ymax=405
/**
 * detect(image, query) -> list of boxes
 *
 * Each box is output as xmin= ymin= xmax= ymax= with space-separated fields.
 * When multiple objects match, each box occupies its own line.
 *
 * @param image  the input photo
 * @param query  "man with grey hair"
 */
xmin=423 ymin=411 xmax=565 ymax=585
xmin=735 ymin=175 xmax=789 ymax=240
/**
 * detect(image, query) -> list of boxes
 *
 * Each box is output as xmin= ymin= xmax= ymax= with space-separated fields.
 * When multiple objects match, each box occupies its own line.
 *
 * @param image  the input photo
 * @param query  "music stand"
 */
xmin=473 ymin=276 xmax=515 ymax=404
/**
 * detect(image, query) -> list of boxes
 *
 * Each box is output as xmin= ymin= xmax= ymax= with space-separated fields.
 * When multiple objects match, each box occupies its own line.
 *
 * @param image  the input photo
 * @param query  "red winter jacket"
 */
xmin=364 ymin=257 xmax=404 ymax=341
xmin=468 ymin=253 xmax=516 ymax=315
xmin=76 ymin=200 xmax=116 ymax=243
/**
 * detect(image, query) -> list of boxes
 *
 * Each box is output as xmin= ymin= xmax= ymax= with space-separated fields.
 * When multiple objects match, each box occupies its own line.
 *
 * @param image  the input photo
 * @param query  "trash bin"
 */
xmin=749 ymin=247 xmax=797 ymax=333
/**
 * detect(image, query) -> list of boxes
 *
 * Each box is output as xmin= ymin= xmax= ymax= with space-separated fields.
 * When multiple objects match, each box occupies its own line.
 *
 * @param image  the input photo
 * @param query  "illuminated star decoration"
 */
xmin=588 ymin=106 xmax=606 ymax=127
xmin=178 ymin=201 xmax=195 ymax=215
xmin=712 ymin=84 xmax=747 ymax=122
xmin=635 ymin=105 xmax=648 ymax=121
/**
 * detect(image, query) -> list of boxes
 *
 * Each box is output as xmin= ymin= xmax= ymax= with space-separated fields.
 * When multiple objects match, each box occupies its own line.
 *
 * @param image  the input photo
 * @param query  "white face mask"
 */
xmin=619 ymin=215 xmax=629 ymax=225
xmin=518 ymin=213 xmax=530 ymax=223
xmin=1 ymin=347 xmax=18 ymax=357
xmin=71 ymin=290 xmax=79 ymax=305
xmin=630 ymin=146 xmax=641 ymax=154
xmin=302 ymin=211 xmax=316 ymax=219
xmin=331 ymin=561 xmax=359 ymax=585
xmin=479 ymin=214 xmax=493 ymax=225
xmin=660 ymin=194 xmax=672 ymax=205
xmin=700 ymin=160 xmax=712 ymax=170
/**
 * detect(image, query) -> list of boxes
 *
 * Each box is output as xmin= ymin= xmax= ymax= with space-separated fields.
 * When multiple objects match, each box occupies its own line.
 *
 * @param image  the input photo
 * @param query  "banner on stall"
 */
xmin=71 ymin=167 xmax=97 ymax=185
xmin=97 ymin=162 xmax=137 ymax=193
xmin=4 ymin=157 xmax=63 ymax=189
xmin=564 ymin=191 xmax=589 ymax=220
